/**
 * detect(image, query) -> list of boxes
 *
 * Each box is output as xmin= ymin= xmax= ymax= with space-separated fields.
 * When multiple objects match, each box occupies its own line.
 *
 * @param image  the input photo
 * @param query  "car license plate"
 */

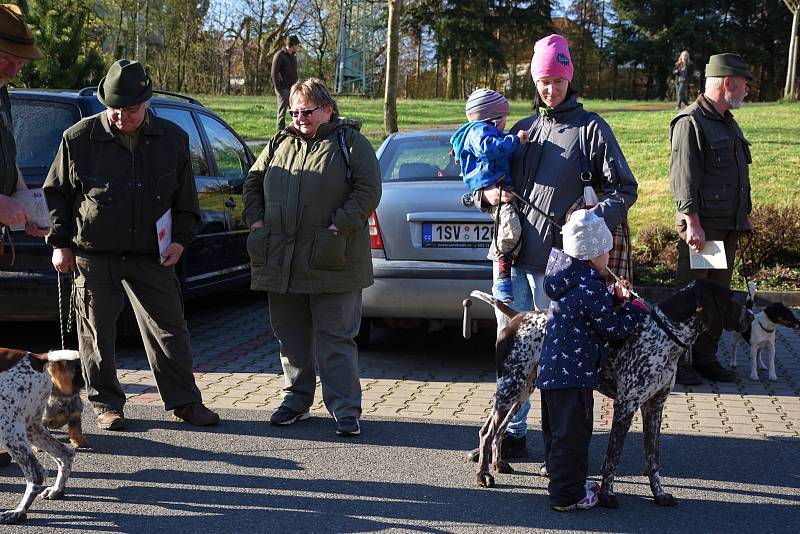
xmin=422 ymin=223 xmax=492 ymax=248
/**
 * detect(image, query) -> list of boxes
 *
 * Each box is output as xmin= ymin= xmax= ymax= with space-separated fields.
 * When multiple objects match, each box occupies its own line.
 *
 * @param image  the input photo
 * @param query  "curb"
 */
xmin=638 ymin=286 xmax=800 ymax=307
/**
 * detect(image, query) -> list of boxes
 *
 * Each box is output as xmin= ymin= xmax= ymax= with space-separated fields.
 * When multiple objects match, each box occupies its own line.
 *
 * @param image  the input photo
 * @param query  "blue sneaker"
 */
xmin=492 ymin=278 xmax=513 ymax=303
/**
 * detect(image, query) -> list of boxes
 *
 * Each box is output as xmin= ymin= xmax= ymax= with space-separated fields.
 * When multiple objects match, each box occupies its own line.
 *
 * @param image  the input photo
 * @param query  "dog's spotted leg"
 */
xmin=27 ymin=422 xmax=74 ymax=500
xmin=599 ymin=404 xmax=636 ymax=509
xmin=1 ymin=438 xmax=46 ymax=524
xmin=491 ymin=400 xmax=522 ymax=475
xmin=641 ymin=391 xmax=677 ymax=506
xmin=476 ymin=411 xmax=496 ymax=488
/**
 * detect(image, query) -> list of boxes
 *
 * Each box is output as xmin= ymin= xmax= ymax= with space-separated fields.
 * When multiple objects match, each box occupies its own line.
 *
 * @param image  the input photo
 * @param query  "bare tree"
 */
xmin=384 ymin=0 xmax=402 ymax=134
xmin=785 ymin=0 xmax=799 ymax=99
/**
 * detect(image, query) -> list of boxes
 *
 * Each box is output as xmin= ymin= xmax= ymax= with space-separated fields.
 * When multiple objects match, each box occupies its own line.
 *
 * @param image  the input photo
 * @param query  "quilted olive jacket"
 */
xmin=242 ymin=118 xmax=381 ymax=294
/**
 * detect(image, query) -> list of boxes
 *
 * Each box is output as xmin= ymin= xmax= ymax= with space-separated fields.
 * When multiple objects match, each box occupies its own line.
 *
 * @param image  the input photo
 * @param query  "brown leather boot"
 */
xmin=96 ymin=410 xmax=127 ymax=431
xmin=173 ymin=402 xmax=220 ymax=426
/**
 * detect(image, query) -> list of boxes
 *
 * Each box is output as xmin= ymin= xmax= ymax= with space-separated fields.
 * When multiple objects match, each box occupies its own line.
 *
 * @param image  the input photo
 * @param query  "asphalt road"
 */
xmin=2 ymin=293 xmax=799 ymax=533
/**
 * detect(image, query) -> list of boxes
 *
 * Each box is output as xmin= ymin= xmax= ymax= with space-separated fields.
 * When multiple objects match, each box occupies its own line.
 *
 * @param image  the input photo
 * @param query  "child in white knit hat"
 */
xmin=535 ymin=209 xmax=648 ymax=512
xmin=450 ymin=88 xmax=529 ymax=302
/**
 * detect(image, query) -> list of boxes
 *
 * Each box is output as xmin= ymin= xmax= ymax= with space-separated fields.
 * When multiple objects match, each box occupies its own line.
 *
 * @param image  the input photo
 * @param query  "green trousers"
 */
xmin=268 ymin=290 xmax=363 ymax=420
xmin=676 ymin=228 xmax=740 ymax=368
xmin=74 ymin=252 xmax=202 ymax=414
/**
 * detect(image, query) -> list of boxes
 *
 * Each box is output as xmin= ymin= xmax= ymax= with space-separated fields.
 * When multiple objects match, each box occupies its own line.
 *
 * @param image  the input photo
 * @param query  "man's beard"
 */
xmin=724 ymin=91 xmax=744 ymax=109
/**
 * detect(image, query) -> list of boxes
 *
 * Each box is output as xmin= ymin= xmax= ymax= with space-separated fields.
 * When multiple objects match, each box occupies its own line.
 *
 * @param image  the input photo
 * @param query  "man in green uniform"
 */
xmin=0 ymin=3 xmax=45 ymax=468
xmin=669 ymin=53 xmax=753 ymax=385
xmin=43 ymin=60 xmax=219 ymax=430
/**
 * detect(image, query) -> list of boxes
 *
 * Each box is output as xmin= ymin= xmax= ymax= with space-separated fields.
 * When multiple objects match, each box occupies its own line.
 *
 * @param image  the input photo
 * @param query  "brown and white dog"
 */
xmin=41 ymin=357 xmax=86 ymax=449
xmin=0 ymin=348 xmax=80 ymax=524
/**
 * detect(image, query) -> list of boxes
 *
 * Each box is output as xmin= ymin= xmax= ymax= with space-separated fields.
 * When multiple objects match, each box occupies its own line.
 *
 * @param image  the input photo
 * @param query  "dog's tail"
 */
xmin=746 ymin=281 xmax=757 ymax=310
xmin=46 ymin=350 xmax=80 ymax=362
xmin=470 ymin=290 xmax=518 ymax=319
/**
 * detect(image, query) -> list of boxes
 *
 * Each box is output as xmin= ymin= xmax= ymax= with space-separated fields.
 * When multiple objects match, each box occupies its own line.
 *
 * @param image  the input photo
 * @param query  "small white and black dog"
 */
xmin=730 ymin=301 xmax=800 ymax=381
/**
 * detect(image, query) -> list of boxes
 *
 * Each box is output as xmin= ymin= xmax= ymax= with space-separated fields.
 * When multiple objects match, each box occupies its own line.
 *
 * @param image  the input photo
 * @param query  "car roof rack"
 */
xmin=77 ymin=87 xmax=203 ymax=106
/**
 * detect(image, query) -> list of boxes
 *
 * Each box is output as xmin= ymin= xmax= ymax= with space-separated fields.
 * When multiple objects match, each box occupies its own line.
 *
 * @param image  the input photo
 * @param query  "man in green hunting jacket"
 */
xmin=669 ymin=53 xmax=753 ymax=385
xmin=43 ymin=59 xmax=219 ymax=431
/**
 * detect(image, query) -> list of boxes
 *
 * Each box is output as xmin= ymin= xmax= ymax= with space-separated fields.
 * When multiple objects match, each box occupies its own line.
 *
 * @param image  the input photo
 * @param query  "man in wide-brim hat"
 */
xmin=0 ymin=2 xmax=45 ymax=470
xmin=670 ymin=52 xmax=754 ymax=386
xmin=43 ymin=59 xmax=221 ymax=431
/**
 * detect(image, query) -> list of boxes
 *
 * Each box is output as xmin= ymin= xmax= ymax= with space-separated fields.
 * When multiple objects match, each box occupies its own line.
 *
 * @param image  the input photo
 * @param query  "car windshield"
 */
xmin=12 ymin=99 xmax=78 ymax=170
xmin=379 ymin=135 xmax=460 ymax=182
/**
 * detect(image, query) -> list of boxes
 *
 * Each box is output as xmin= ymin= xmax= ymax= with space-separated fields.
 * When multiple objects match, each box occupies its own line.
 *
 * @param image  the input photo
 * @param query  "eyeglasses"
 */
xmin=289 ymin=106 xmax=320 ymax=118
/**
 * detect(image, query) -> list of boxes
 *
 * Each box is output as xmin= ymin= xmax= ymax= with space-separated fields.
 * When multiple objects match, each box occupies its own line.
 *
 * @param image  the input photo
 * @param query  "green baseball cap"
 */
xmin=705 ymin=53 xmax=752 ymax=80
xmin=97 ymin=59 xmax=153 ymax=108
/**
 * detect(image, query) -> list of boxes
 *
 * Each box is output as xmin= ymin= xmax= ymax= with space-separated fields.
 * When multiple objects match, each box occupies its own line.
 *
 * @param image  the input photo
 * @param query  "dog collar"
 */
xmin=651 ymin=309 xmax=689 ymax=349
xmin=757 ymin=317 xmax=775 ymax=333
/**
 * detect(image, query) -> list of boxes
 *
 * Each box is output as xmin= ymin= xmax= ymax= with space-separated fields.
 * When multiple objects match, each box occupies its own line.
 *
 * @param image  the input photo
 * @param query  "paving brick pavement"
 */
xmin=116 ymin=291 xmax=800 ymax=439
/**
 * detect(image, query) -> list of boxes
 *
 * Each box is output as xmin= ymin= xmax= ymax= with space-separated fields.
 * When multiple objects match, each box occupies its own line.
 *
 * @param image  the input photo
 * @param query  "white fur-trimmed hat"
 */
xmin=562 ymin=209 xmax=612 ymax=260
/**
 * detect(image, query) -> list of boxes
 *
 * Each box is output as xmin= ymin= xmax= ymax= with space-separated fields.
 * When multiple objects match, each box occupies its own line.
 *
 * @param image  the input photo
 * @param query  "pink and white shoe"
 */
xmin=576 ymin=480 xmax=600 ymax=510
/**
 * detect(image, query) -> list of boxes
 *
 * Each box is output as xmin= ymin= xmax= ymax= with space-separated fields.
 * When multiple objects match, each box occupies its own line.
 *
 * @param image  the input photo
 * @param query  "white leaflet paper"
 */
xmin=689 ymin=240 xmax=727 ymax=269
xmin=156 ymin=209 xmax=172 ymax=264
xmin=10 ymin=188 xmax=51 ymax=231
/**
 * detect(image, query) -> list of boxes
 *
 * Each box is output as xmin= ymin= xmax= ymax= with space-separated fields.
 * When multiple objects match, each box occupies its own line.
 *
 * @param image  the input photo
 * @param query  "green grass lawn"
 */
xmin=199 ymin=94 xmax=799 ymax=244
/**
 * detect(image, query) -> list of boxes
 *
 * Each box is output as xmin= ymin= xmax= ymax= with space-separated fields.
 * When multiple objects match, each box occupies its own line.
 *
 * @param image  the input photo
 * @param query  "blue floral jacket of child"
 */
xmin=450 ymin=121 xmax=521 ymax=192
xmin=535 ymin=249 xmax=648 ymax=390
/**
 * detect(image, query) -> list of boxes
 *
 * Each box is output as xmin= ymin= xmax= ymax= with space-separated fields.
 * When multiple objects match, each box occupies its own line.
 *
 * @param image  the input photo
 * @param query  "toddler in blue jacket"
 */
xmin=450 ymin=89 xmax=528 ymax=302
xmin=536 ymin=209 xmax=648 ymax=511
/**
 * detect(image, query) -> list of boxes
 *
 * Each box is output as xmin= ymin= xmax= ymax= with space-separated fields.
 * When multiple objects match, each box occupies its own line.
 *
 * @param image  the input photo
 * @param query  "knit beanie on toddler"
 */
xmin=530 ymin=34 xmax=574 ymax=82
xmin=562 ymin=209 xmax=613 ymax=261
xmin=465 ymin=89 xmax=510 ymax=121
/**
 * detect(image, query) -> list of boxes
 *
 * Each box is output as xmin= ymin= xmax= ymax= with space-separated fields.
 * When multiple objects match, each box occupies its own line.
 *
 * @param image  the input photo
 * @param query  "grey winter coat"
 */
xmin=505 ymin=95 xmax=638 ymax=273
xmin=242 ymin=117 xmax=381 ymax=294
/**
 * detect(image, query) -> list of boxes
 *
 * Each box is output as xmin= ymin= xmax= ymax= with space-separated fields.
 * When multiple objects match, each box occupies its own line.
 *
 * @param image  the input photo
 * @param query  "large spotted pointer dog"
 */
xmin=471 ymin=278 xmax=752 ymax=507
xmin=0 ymin=348 xmax=80 ymax=524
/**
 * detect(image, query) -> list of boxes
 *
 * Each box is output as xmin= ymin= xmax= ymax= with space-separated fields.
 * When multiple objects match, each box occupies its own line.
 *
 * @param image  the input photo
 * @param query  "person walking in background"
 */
xmin=469 ymin=34 xmax=639 ymax=464
xmin=673 ymin=50 xmax=692 ymax=109
xmin=243 ymin=78 xmax=381 ymax=437
xmin=450 ymin=88 xmax=529 ymax=303
xmin=271 ymin=35 xmax=300 ymax=132
xmin=670 ymin=53 xmax=754 ymax=386
xmin=43 ymin=59 xmax=220 ymax=431
xmin=0 ymin=2 xmax=45 ymax=469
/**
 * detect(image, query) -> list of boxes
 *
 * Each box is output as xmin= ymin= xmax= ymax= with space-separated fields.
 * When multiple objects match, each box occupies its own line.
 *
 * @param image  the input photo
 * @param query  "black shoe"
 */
xmin=695 ymin=362 xmax=737 ymax=382
xmin=269 ymin=405 xmax=310 ymax=426
xmin=335 ymin=416 xmax=361 ymax=436
xmin=0 ymin=452 xmax=11 ymax=467
xmin=675 ymin=365 xmax=703 ymax=386
xmin=467 ymin=434 xmax=528 ymax=462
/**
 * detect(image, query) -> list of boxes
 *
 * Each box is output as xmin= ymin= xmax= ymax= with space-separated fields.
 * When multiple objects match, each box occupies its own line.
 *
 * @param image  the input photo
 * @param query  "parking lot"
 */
xmin=5 ymin=288 xmax=800 ymax=437
xmin=2 ymin=290 xmax=800 ymax=532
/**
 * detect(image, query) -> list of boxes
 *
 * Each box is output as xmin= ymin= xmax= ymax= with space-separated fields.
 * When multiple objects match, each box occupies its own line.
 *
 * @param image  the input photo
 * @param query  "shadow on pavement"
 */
xmin=1 ymin=406 xmax=797 ymax=532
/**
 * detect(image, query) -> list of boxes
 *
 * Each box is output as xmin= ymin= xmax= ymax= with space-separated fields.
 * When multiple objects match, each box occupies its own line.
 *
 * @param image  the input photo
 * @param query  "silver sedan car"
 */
xmin=360 ymin=129 xmax=495 ymax=343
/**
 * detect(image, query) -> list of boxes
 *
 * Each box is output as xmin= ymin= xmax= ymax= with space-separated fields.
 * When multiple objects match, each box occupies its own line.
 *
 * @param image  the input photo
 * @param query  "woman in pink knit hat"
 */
xmin=477 ymin=34 xmax=640 ymax=511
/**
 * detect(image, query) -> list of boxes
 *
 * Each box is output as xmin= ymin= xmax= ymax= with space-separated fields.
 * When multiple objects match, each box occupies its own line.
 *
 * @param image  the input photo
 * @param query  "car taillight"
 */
xmin=368 ymin=211 xmax=383 ymax=250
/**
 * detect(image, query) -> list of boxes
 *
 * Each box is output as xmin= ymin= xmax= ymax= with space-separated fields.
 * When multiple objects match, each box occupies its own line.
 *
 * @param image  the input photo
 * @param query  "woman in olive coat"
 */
xmin=243 ymin=78 xmax=381 ymax=437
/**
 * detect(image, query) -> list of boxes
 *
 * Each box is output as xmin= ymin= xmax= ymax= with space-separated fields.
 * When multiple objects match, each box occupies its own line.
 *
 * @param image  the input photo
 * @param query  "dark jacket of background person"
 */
xmin=242 ymin=117 xmax=381 ymax=293
xmin=535 ymin=250 xmax=646 ymax=391
xmin=669 ymin=94 xmax=752 ymax=232
xmin=506 ymin=94 xmax=638 ymax=273
xmin=271 ymin=48 xmax=298 ymax=92
xmin=44 ymin=110 xmax=200 ymax=254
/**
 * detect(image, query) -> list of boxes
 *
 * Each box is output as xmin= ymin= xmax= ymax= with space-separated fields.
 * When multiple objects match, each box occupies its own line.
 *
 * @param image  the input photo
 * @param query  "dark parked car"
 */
xmin=2 ymin=88 xmax=255 ymax=343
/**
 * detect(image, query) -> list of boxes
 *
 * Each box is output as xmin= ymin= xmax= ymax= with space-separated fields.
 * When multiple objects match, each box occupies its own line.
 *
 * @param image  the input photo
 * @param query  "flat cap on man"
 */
xmin=0 ymin=3 xmax=43 ymax=60
xmin=705 ymin=53 xmax=752 ymax=80
xmin=97 ymin=59 xmax=153 ymax=108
